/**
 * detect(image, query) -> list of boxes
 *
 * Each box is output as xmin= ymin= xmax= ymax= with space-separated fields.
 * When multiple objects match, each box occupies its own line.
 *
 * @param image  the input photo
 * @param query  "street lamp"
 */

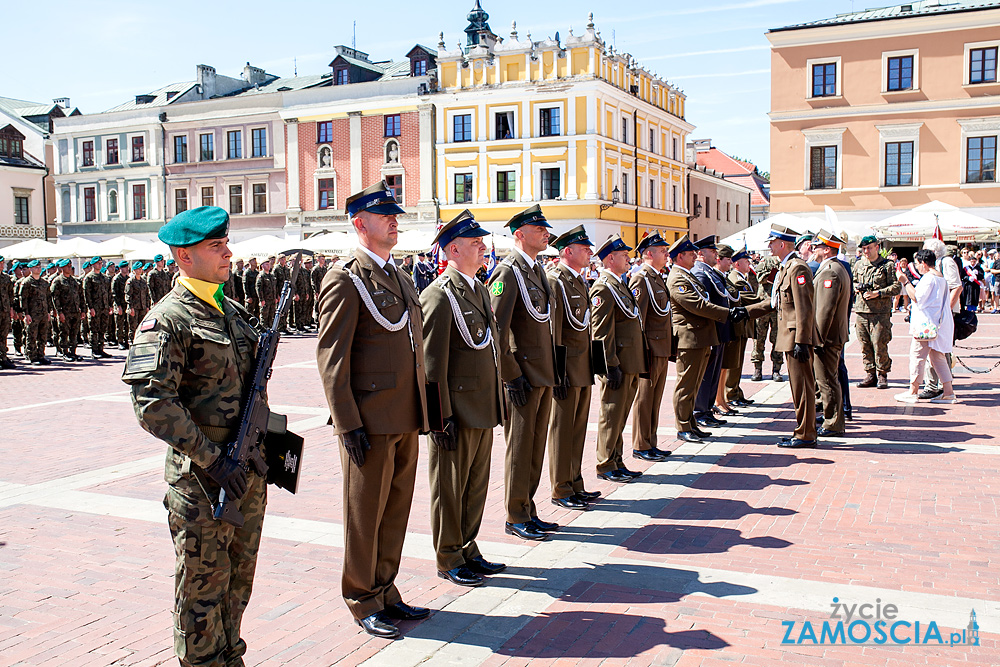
xmin=600 ymin=185 xmax=620 ymax=212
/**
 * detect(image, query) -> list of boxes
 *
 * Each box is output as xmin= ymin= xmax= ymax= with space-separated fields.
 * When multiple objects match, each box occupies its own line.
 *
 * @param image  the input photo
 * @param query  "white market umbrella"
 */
xmin=393 ymin=229 xmax=436 ymax=254
xmin=49 ymin=237 xmax=101 ymax=259
xmin=1 ymin=238 xmax=60 ymax=259
xmin=95 ymin=235 xmax=151 ymax=257
xmin=301 ymin=231 xmax=357 ymax=256
xmin=228 ymin=235 xmax=290 ymax=259
xmin=123 ymin=241 xmax=170 ymax=262
xmin=873 ymin=201 xmax=1000 ymax=243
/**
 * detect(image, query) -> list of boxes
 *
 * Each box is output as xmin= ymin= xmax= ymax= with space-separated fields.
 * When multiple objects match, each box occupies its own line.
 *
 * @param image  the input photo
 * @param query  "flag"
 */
xmin=933 ymin=213 xmax=944 ymax=242
xmin=431 ymin=218 xmax=447 ymax=275
xmin=485 ymin=238 xmax=498 ymax=278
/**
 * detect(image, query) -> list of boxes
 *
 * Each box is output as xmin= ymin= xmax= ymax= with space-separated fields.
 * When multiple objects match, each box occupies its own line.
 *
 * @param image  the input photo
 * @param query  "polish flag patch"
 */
xmin=824 ymin=279 xmax=833 ymax=288
xmin=796 ymin=275 xmax=806 ymax=285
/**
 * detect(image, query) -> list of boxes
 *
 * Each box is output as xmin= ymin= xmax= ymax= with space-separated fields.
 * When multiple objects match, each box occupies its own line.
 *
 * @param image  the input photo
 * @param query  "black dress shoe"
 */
xmin=597 ymin=470 xmax=633 ymax=483
xmin=677 ymin=431 xmax=703 ymax=443
xmin=551 ymin=496 xmax=588 ymax=510
xmin=357 ymin=611 xmax=399 ymax=638
xmin=632 ymin=449 xmax=668 ymax=462
xmin=617 ymin=467 xmax=642 ymax=479
xmin=817 ymin=427 xmax=845 ymax=437
xmin=777 ymin=438 xmax=818 ymax=448
xmin=384 ymin=601 xmax=430 ymax=621
xmin=438 ymin=566 xmax=484 ymax=587
xmin=465 ymin=555 xmax=506 ymax=575
xmin=529 ymin=516 xmax=559 ymax=532
xmin=697 ymin=415 xmax=726 ymax=427
xmin=713 ymin=407 xmax=738 ymax=417
xmin=38 ymin=357 xmax=51 ymax=365
xmin=97 ymin=351 xmax=113 ymax=358
xmin=844 ymin=410 xmax=853 ymax=421
xmin=577 ymin=489 xmax=601 ymax=500
xmin=505 ymin=521 xmax=548 ymax=540
xmin=691 ymin=424 xmax=712 ymax=438
xmin=741 ymin=398 xmax=755 ymax=405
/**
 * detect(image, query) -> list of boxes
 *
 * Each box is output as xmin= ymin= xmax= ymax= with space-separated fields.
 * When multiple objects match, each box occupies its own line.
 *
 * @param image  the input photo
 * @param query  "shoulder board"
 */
xmin=432 ymin=274 xmax=451 ymax=288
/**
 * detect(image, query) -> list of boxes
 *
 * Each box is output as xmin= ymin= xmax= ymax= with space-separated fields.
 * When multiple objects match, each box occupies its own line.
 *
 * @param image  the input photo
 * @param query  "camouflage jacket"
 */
xmin=310 ymin=265 xmax=328 ymax=293
xmin=273 ymin=264 xmax=290 ymax=293
xmin=232 ymin=268 xmax=246 ymax=302
xmin=0 ymin=272 xmax=12 ymax=313
xmin=50 ymin=274 xmax=82 ymax=315
xmin=256 ymin=271 xmax=277 ymax=304
xmin=122 ymin=283 xmax=261 ymax=482
xmin=294 ymin=266 xmax=310 ymax=299
xmin=83 ymin=272 xmax=110 ymax=311
xmin=242 ymin=268 xmax=259 ymax=301
xmin=112 ymin=273 xmax=128 ymax=307
xmin=18 ymin=276 xmax=52 ymax=318
xmin=125 ymin=276 xmax=152 ymax=312
xmin=147 ymin=268 xmax=172 ymax=303
xmin=753 ymin=255 xmax=781 ymax=298
xmin=853 ymin=255 xmax=900 ymax=314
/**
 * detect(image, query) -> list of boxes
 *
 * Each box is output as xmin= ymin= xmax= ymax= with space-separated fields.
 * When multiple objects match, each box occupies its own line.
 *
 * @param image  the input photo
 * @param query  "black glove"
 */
xmin=730 ymin=306 xmax=748 ymax=323
xmin=553 ymin=374 xmax=569 ymax=401
xmin=605 ymin=365 xmax=624 ymax=391
xmin=505 ymin=375 xmax=533 ymax=408
xmin=430 ymin=418 xmax=458 ymax=451
xmin=341 ymin=427 xmax=371 ymax=468
xmin=791 ymin=343 xmax=811 ymax=363
xmin=205 ymin=454 xmax=248 ymax=501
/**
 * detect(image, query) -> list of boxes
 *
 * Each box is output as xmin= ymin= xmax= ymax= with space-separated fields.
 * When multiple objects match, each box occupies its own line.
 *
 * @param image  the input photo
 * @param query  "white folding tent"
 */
xmin=1 ymin=238 xmax=60 ymax=259
xmin=872 ymin=201 xmax=1000 ymax=243
xmin=228 ymin=235 xmax=292 ymax=259
xmin=95 ymin=236 xmax=154 ymax=257
xmin=48 ymin=237 xmax=101 ymax=259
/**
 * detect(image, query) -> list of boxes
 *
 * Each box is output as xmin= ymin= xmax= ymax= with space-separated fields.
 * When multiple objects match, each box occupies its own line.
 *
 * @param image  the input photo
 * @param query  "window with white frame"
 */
xmin=454 ymin=172 xmax=474 ymax=203
xmin=965 ymin=42 xmax=998 ymax=85
xmin=540 ymin=168 xmax=560 ymax=200
xmin=803 ymin=127 xmax=845 ymax=191
xmin=318 ymin=179 xmax=335 ymax=209
xmin=539 ymin=107 xmax=560 ymax=137
xmin=494 ymin=111 xmax=515 ymax=140
xmin=882 ymin=50 xmax=918 ymax=92
xmin=958 ymin=117 xmax=1000 ymax=185
xmin=807 ymin=57 xmax=841 ymax=98
xmin=229 ymin=184 xmax=243 ymax=214
xmin=877 ymin=122 xmax=921 ymax=188
xmin=175 ymin=188 xmax=188 ymax=214
xmin=453 ymin=114 xmax=472 ymax=142
xmin=252 ymin=183 xmax=267 ymax=213
xmin=251 ymin=128 xmax=267 ymax=158
xmin=496 ymin=170 xmax=516 ymax=202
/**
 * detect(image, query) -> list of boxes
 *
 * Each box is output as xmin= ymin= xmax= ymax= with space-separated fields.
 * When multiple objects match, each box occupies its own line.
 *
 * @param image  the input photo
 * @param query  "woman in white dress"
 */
xmin=894 ymin=249 xmax=957 ymax=403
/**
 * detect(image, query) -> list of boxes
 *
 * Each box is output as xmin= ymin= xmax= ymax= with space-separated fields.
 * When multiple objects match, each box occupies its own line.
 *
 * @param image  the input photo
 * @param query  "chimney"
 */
xmin=53 ymin=97 xmax=71 ymax=109
xmin=243 ymin=62 xmax=268 ymax=86
xmin=197 ymin=64 xmax=217 ymax=98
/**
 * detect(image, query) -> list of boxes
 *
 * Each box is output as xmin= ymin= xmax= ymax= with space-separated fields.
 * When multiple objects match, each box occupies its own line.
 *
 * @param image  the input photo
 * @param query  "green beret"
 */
xmin=860 ymin=234 xmax=879 ymax=247
xmin=26 ymin=259 xmax=39 ymax=268
xmin=57 ymin=259 xmax=71 ymax=267
xmin=45 ymin=262 xmax=55 ymax=271
xmin=158 ymin=206 xmax=230 ymax=247
xmin=144 ymin=262 xmax=154 ymax=271
xmin=118 ymin=260 xmax=129 ymax=268
xmin=0 ymin=256 xmax=4 ymax=263
xmin=166 ymin=259 xmax=176 ymax=266
xmin=91 ymin=256 xmax=102 ymax=264
xmin=132 ymin=260 xmax=144 ymax=269
xmin=717 ymin=245 xmax=734 ymax=259
xmin=153 ymin=254 xmax=164 ymax=262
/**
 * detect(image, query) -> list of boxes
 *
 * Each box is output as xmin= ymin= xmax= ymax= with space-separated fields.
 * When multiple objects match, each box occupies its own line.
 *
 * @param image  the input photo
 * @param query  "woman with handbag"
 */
xmin=894 ymin=249 xmax=958 ymax=404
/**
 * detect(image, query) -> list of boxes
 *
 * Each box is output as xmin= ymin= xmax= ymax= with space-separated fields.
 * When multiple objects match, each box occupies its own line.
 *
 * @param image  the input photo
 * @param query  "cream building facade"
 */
xmin=768 ymin=0 xmax=1000 ymax=225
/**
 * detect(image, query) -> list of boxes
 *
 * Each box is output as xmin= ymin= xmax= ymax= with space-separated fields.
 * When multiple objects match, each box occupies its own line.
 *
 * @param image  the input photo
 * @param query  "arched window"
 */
xmin=108 ymin=189 xmax=118 ymax=216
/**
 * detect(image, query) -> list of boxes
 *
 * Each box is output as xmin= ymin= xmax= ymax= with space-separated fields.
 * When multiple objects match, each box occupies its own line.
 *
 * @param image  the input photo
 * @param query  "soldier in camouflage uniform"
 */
xmin=853 ymin=235 xmax=900 ymax=389
xmin=18 ymin=260 xmax=52 ymax=365
xmin=11 ymin=261 xmax=27 ymax=355
xmin=272 ymin=255 xmax=290 ymax=332
xmin=310 ymin=255 xmax=329 ymax=324
xmin=256 ymin=258 xmax=277 ymax=327
xmin=293 ymin=257 xmax=311 ymax=330
xmin=83 ymin=257 xmax=113 ymax=359
xmin=112 ymin=261 xmax=130 ymax=349
xmin=751 ymin=254 xmax=784 ymax=381
xmin=232 ymin=258 xmax=245 ymax=306
xmin=0 ymin=256 xmax=15 ymax=369
xmin=122 ymin=206 xmax=266 ymax=667
xmin=147 ymin=254 xmax=173 ymax=305
xmin=51 ymin=259 xmax=84 ymax=361
xmin=125 ymin=261 xmax=152 ymax=341
xmin=242 ymin=257 xmax=260 ymax=320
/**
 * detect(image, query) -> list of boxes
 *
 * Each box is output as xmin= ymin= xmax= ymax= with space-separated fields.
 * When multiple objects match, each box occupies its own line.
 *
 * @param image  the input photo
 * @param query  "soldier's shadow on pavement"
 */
xmin=856 ymin=418 xmax=983 ymax=443
xmin=656 ymin=496 xmax=798 ymax=521
xmin=691 ymin=471 xmax=809 ymax=491
xmin=712 ymin=452 xmax=835 ymax=468
xmin=621 ymin=523 xmax=792 ymax=555
xmin=822 ymin=442 xmax=967 ymax=454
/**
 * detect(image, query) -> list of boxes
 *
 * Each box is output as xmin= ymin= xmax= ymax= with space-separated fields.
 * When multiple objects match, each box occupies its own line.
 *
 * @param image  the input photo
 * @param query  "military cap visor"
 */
xmin=767 ymin=225 xmax=797 ymax=243
xmin=694 ymin=235 xmax=717 ymax=250
xmin=732 ymin=249 xmax=751 ymax=262
xmin=159 ymin=206 xmax=230 ymax=247
xmin=669 ymin=237 xmax=698 ymax=258
xmin=507 ymin=204 xmax=552 ymax=232
xmin=595 ymin=235 xmax=632 ymax=260
xmin=550 ymin=225 xmax=594 ymax=250
xmin=345 ymin=182 xmax=405 ymax=217
xmin=636 ymin=232 xmax=668 ymax=254
xmin=795 ymin=233 xmax=815 ymax=248
xmin=814 ymin=229 xmax=844 ymax=250
xmin=434 ymin=210 xmax=489 ymax=248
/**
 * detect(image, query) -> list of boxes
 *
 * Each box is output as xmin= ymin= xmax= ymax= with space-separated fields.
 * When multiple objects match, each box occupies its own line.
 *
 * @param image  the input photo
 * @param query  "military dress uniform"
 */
xmin=315 ymin=183 xmax=430 ymax=637
xmin=590 ymin=235 xmax=646 ymax=479
xmin=692 ymin=238 xmax=738 ymax=424
xmin=853 ymin=236 xmax=900 ymax=388
xmin=83 ymin=259 xmax=112 ymax=357
xmin=546 ymin=226 xmax=598 ymax=507
xmin=812 ymin=231 xmax=851 ymax=435
xmin=420 ymin=211 xmax=505 ymax=587
xmin=752 ymin=254 xmax=783 ymax=381
xmin=724 ymin=250 xmax=762 ymax=404
xmin=123 ymin=207 xmax=266 ymax=667
xmin=51 ymin=262 xmax=83 ymax=360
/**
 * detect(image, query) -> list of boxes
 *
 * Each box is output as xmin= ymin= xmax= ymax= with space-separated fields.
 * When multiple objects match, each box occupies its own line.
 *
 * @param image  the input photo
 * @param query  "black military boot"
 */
xmin=876 ymin=373 xmax=889 ymax=389
xmin=857 ymin=372 xmax=877 ymax=388
xmin=772 ymin=365 xmax=784 ymax=382
xmin=751 ymin=363 xmax=763 ymax=382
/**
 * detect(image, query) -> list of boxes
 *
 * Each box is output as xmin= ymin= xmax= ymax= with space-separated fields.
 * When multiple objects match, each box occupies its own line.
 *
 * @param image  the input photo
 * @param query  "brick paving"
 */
xmin=1 ymin=314 xmax=999 ymax=666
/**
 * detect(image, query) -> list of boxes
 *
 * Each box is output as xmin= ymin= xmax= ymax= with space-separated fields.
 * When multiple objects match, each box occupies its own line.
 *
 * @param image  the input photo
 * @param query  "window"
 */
xmin=648 ymin=179 xmax=655 ymax=208
xmin=810 ymin=146 xmax=838 ymax=189
xmin=201 ymin=186 xmax=214 ymax=207
xmin=966 ymin=136 xmax=997 ymax=183
xmin=385 ymin=114 xmax=401 ymax=137
xmin=84 ymin=187 xmax=96 ymax=221
xmin=885 ymin=141 xmax=914 ymax=187
xmin=736 ymin=204 xmax=740 ymax=221
xmin=132 ymin=184 xmax=146 ymax=220
xmin=812 ymin=62 xmax=837 ymax=97
xmin=249 ymin=128 xmax=265 ymax=158
xmin=453 ymin=114 xmax=472 ymax=142
xmin=335 ymin=67 xmax=349 ymax=85
xmin=318 ymin=179 xmax=335 ymax=209
xmin=717 ymin=200 xmax=721 ymax=220
xmin=385 ymin=174 xmax=402 ymax=202
xmin=412 ymin=58 xmax=427 ymax=76
xmin=106 ymin=139 xmax=119 ymax=165
xmin=131 ymin=136 xmax=144 ymax=162
xmin=726 ymin=201 xmax=731 ymax=222
xmin=174 ymin=136 xmax=187 ymax=163
xmin=252 ymin=184 xmax=266 ymax=213
xmin=495 ymin=111 xmax=514 ymax=139
xmin=200 ymin=133 xmax=214 ymax=161
xmin=672 ymin=136 xmax=679 ymax=160
xmin=14 ymin=196 xmax=29 ymax=224
xmin=497 ymin=170 xmax=515 ymax=202
xmin=175 ymin=188 xmax=188 ymax=214
xmin=540 ymin=108 xmax=560 ymax=137
xmin=693 ymin=193 xmax=699 ymax=216
xmin=672 ymin=185 xmax=678 ymax=211
xmin=227 ymin=130 xmax=242 ymax=159
xmin=621 ymin=118 xmax=628 ymax=144
xmin=887 ymin=55 xmax=913 ymax=91
xmin=82 ymin=141 xmax=94 ymax=166
xmin=229 ymin=185 xmax=243 ymax=214
xmin=540 ymin=168 xmax=560 ymax=200
xmin=108 ymin=190 xmax=118 ymax=215
xmin=649 ymin=128 xmax=655 ymax=153
xmin=621 ymin=174 xmax=629 ymax=205
xmin=0 ymin=135 xmax=19 ymax=158
xmin=970 ymin=47 xmax=998 ymax=84
xmin=454 ymin=173 xmax=473 ymax=203
xmin=317 ymin=121 xmax=332 ymax=143
xmin=705 ymin=197 xmax=711 ymax=218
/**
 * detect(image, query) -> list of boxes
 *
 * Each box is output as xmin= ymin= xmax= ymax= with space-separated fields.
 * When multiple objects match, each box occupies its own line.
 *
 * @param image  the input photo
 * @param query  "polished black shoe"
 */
xmin=677 ymin=431 xmax=703 ymax=443
xmin=633 ymin=448 xmax=669 ymax=462
xmin=357 ymin=611 xmax=399 ymax=638
xmin=571 ymin=494 xmax=593 ymax=506
xmin=384 ymin=601 xmax=431 ymax=621
xmin=777 ymin=438 xmax=818 ymax=448
xmin=741 ymin=398 xmax=755 ymax=405
xmin=617 ymin=467 xmax=642 ymax=479
xmin=577 ymin=489 xmax=601 ymax=501
xmin=38 ymin=356 xmax=51 ymax=365
xmin=551 ymin=495 xmax=589 ymax=510
xmin=438 ymin=566 xmax=484 ymax=587
xmin=529 ymin=516 xmax=559 ymax=532
xmin=691 ymin=424 xmax=712 ymax=438
xmin=597 ymin=470 xmax=634 ymax=483
xmin=465 ymin=555 xmax=506 ymax=575
xmin=817 ymin=427 xmax=845 ymax=437
xmin=505 ymin=521 xmax=548 ymax=540
xmin=844 ymin=409 xmax=853 ymax=421
xmin=97 ymin=350 xmax=113 ymax=358
xmin=697 ymin=415 xmax=726 ymax=427
xmin=713 ymin=407 xmax=739 ymax=417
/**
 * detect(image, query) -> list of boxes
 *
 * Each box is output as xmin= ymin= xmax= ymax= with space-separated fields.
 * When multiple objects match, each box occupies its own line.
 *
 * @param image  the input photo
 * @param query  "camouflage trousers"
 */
xmin=245 ymin=299 xmax=259 ymax=321
xmin=129 ymin=309 xmax=148 ymax=341
xmin=856 ymin=312 xmax=893 ymax=374
xmin=12 ymin=317 xmax=24 ymax=352
xmin=26 ymin=314 xmax=49 ymax=360
xmin=0 ymin=312 xmax=10 ymax=360
xmin=751 ymin=311 xmax=782 ymax=366
xmin=166 ymin=470 xmax=267 ymax=667
xmin=58 ymin=313 xmax=82 ymax=355
xmin=89 ymin=311 xmax=109 ymax=353
xmin=116 ymin=310 xmax=130 ymax=346
xmin=260 ymin=304 xmax=276 ymax=331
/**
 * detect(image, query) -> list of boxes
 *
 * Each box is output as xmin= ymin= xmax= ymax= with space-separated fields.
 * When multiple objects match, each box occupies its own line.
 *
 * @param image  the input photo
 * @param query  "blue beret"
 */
xmin=166 ymin=259 xmax=176 ymax=266
xmin=159 ymin=206 xmax=230 ymax=247
xmin=101 ymin=266 xmax=108 ymax=273
xmin=132 ymin=260 xmax=144 ymax=269
xmin=45 ymin=262 xmax=55 ymax=270
xmin=345 ymin=181 xmax=405 ymax=217
xmin=434 ymin=210 xmax=489 ymax=248
xmin=0 ymin=256 xmax=4 ymax=263
xmin=57 ymin=259 xmax=71 ymax=267
xmin=91 ymin=256 xmax=102 ymax=263
xmin=26 ymin=259 xmax=39 ymax=268
xmin=595 ymin=234 xmax=632 ymax=260
xmin=144 ymin=262 xmax=154 ymax=271
xmin=82 ymin=259 xmax=92 ymax=268
xmin=550 ymin=225 xmax=593 ymax=250
xmin=153 ymin=254 xmax=164 ymax=262
xmin=507 ymin=204 xmax=551 ymax=232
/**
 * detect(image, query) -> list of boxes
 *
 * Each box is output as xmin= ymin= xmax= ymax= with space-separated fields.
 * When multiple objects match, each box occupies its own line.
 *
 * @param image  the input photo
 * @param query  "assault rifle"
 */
xmin=209 ymin=252 xmax=305 ymax=527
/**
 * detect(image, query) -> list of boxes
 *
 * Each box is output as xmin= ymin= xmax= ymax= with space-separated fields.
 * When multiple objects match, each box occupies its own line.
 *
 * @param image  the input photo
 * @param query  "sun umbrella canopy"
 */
xmin=1 ymin=238 xmax=60 ymax=259
xmin=95 ymin=236 xmax=153 ymax=257
xmin=48 ymin=237 xmax=102 ymax=259
xmin=872 ymin=201 xmax=1000 ymax=242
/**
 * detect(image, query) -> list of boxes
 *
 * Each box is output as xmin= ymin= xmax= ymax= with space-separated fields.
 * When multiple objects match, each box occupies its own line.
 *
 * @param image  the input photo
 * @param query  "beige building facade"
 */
xmin=768 ymin=1 xmax=1000 ymax=225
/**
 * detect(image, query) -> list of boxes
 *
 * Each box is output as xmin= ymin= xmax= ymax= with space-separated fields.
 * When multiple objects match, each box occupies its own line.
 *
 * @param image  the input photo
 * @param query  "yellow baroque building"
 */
xmin=432 ymin=6 xmax=695 ymax=247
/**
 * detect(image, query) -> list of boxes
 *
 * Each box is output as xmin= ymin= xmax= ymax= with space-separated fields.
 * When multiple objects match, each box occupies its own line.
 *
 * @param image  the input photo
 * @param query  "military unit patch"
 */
xmin=677 ymin=285 xmax=687 ymax=293
xmin=139 ymin=318 xmax=157 ymax=332
xmin=592 ymin=296 xmax=603 ymax=307
xmin=797 ymin=275 xmax=806 ymax=285
xmin=824 ymin=279 xmax=833 ymax=288
xmin=490 ymin=281 xmax=504 ymax=296
xmin=632 ymin=288 xmax=640 ymax=297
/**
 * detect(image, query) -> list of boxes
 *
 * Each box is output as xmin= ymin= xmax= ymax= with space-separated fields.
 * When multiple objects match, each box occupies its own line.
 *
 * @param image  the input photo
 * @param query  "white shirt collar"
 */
xmin=455 ymin=269 xmax=477 ymax=290
xmin=358 ymin=244 xmax=390 ymax=270
xmin=514 ymin=246 xmax=537 ymax=267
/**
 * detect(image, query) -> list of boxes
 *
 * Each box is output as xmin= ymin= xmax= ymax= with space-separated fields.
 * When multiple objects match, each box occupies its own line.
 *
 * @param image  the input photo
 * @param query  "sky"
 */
xmin=6 ymin=0 xmax=864 ymax=173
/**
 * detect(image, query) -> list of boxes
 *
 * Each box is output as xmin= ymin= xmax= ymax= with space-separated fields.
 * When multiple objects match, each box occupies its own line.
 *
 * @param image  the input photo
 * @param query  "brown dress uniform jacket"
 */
xmin=547 ymin=263 xmax=594 ymax=386
xmin=316 ymin=249 xmax=429 ymax=435
xmin=590 ymin=269 xmax=645 ymax=374
xmin=488 ymin=253 xmax=556 ymax=387
xmin=727 ymin=269 xmax=762 ymax=339
xmin=666 ymin=267 xmax=730 ymax=349
xmin=813 ymin=258 xmax=851 ymax=347
xmin=630 ymin=264 xmax=672 ymax=359
xmin=774 ymin=255 xmax=819 ymax=351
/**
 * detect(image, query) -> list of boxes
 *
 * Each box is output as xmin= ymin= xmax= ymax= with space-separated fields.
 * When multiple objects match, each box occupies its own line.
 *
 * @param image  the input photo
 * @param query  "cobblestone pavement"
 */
xmin=1 ymin=315 xmax=998 ymax=666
